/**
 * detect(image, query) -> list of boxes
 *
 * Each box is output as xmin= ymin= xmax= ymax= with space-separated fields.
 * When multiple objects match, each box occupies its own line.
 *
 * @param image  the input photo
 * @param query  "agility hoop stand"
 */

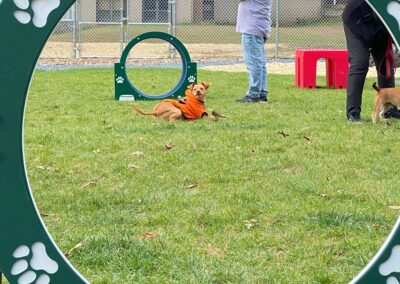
xmin=0 ymin=0 xmax=400 ymax=283
xmin=114 ymin=32 xmax=197 ymax=101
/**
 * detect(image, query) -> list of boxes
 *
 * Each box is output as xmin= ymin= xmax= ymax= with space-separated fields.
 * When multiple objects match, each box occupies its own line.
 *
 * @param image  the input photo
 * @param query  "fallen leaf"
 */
xmin=128 ymin=164 xmax=140 ymax=169
xmin=334 ymin=250 xmax=345 ymax=257
xmin=36 ymin=165 xmax=53 ymax=171
xmin=283 ymin=167 xmax=300 ymax=174
xmin=211 ymin=109 xmax=227 ymax=119
xmin=244 ymin=219 xmax=257 ymax=229
xmin=303 ymin=136 xmax=311 ymax=142
xmin=278 ymin=131 xmax=289 ymax=137
xmin=64 ymin=240 xmax=84 ymax=257
xmin=132 ymin=151 xmax=144 ymax=157
xmin=82 ymin=181 xmax=96 ymax=188
xmin=389 ymin=206 xmax=400 ymax=210
xmin=165 ymin=144 xmax=174 ymax=150
xmin=187 ymin=184 xmax=198 ymax=189
xmin=372 ymin=223 xmax=382 ymax=230
xmin=379 ymin=130 xmax=388 ymax=136
xmin=276 ymin=251 xmax=285 ymax=258
xmin=142 ymin=231 xmax=158 ymax=239
xmin=93 ymin=149 xmax=101 ymax=154
xmin=206 ymin=244 xmax=223 ymax=257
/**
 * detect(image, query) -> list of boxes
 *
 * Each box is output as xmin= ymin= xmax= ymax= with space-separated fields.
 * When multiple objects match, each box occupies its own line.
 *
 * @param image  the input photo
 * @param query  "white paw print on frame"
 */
xmin=13 ymin=0 xmax=60 ymax=28
xmin=388 ymin=1 xmax=400 ymax=31
xmin=116 ymin=76 xmax=124 ymax=84
xmin=11 ymin=242 xmax=59 ymax=284
xmin=379 ymin=245 xmax=400 ymax=284
xmin=187 ymin=75 xmax=196 ymax=83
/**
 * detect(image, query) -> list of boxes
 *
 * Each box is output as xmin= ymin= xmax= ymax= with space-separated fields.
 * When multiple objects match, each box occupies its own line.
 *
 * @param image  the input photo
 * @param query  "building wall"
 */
xmin=176 ymin=0 xmax=193 ymax=23
xmin=214 ymin=0 xmax=323 ymax=25
xmin=178 ymin=0 xmax=322 ymax=25
xmin=80 ymin=0 xmax=97 ymax=22
xmin=78 ymin=0 xmax=323 ymax=25
xmin=128 ymin=0 xmax=142 ymax=22
xmin=214 ymin=0 xmax=239 ymax=23
xmin=273 ymin=0 xmax=323 ymax=26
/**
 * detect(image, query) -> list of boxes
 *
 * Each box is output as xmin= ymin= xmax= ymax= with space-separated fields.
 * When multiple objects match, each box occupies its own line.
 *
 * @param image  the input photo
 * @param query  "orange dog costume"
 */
xmin=163 ymin=89 xmax=207 ymax=120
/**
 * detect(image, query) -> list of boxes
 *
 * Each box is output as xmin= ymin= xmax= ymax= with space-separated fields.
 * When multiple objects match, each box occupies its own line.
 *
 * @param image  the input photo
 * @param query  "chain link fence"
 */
xmin=41 ymin=0 xmax=348 ymax=63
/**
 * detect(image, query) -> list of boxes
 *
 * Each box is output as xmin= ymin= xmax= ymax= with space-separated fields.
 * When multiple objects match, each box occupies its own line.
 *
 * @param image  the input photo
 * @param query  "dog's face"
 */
xmin=188 ymin=82 xmax=209 ymax=101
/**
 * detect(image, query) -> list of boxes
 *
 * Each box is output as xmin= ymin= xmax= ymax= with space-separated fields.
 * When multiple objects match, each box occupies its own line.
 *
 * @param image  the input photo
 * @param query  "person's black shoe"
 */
xmin=258 ymin=96 xmax=268 ymax=103
xmin=236 ymin=96 xmax=259 ymax=103
xmin=384 ymin=107 xmax=400 ymax=119
xmin=347 ymin=113 xmax=362 ymax=124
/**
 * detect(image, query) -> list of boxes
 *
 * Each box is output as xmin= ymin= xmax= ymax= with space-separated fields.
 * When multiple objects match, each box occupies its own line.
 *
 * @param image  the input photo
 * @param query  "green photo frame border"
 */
xmin=0 ymin=0 xmax=399 ymax=283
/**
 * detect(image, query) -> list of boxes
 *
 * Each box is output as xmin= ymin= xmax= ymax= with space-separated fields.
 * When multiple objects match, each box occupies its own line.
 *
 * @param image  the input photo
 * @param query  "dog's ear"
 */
xmin=187 ymin=83 xmax=195 ymax=90
xmin=201 ymin=82 xmax=210 ymax=90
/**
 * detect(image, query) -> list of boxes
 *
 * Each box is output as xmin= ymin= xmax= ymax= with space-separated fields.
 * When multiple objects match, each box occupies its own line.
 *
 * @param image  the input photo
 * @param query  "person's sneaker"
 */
xmin=384 ymin=107 xmax=400 ymax=119
xmin=236 ymin=96 xmax=259 ymax=103
xmin=258 ymin=96 xmax=268 ymax=103
xmin=347 ymin=113 xmax=362 ymax=124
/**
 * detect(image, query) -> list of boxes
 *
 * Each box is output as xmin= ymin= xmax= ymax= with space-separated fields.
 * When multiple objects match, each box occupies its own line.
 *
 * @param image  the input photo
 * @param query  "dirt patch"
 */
xmin=39 ymin=41 xmax=378 ymax=77
xmin=202 ymin=62 xmax=378 ymax=78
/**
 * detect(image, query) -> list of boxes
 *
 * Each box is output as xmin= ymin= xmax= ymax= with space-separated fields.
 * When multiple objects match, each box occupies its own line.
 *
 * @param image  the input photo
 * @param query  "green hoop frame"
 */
xmin=0 ymin=1 xmax=399 ymax=283
xmin=114 ymin=31 xmax=197 ymax=101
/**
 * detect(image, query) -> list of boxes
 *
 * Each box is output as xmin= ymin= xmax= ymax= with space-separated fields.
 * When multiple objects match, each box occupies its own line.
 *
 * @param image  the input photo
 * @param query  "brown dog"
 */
xmin=371 ymin=82 xmax=400 ymax=123
xmin=132 ymin=82 xmax=212 ymax=121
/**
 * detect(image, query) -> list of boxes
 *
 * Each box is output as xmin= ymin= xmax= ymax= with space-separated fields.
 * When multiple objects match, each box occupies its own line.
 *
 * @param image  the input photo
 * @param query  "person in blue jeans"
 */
xmin=236 ymin=0 xmax=272 ymax=103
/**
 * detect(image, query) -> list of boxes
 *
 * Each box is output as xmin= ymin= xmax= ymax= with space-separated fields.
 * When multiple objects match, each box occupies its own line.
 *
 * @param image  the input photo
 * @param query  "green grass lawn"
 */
xmin=22 ymin=68 xmax=400 ymax=283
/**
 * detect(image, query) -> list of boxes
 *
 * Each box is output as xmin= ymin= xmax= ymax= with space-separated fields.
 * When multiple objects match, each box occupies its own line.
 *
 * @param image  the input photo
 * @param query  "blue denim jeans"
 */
xmin=242 ymin=33 xmax=268 ymax=99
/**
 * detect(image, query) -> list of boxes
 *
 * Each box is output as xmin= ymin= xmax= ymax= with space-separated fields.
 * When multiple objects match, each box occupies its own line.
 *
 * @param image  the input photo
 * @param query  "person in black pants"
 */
xmin=342 ymin=0 xmax=400 ymax=123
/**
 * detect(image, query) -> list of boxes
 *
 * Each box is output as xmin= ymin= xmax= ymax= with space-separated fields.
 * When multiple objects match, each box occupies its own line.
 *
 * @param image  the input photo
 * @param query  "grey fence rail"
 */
xmin=42 ymin=0 xmax=348 ymax=62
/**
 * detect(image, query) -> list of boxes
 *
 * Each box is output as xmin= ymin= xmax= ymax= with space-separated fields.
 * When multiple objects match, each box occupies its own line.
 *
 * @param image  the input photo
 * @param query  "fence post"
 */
xmin=78 ymin=0 xmax=82 ymax=58
xmin=275 ymin=0 xmax=280 ymax=59
xmin=72 ymin=3 xmax=78 ymax=58
xmin=168 ymin=0 xmax=177 ymax=58
xmin=172 ymin=0 xmax=176 ymax=38
xmin=120 ymin=0 xmax=124 ymax=54
xmin=122 ymin=0 xmax=128 ymax=48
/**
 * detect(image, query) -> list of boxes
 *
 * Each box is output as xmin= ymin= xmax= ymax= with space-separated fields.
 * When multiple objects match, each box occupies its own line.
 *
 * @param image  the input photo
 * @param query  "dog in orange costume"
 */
xmin=132 ymin=82 xmax=216 ymax=121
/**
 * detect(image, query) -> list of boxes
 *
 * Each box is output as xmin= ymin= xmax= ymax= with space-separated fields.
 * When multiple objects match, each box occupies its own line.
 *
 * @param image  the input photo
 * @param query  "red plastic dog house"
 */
xmin=295 ymin=49 xmax=349 ymax=89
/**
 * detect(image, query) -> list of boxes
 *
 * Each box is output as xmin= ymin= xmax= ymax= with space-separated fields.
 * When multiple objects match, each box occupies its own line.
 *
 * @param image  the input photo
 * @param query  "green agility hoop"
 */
xmin=114 ymin=32 xmax=197 ymax=101
xmin=0 ymin=0 xmax=400 ymax=283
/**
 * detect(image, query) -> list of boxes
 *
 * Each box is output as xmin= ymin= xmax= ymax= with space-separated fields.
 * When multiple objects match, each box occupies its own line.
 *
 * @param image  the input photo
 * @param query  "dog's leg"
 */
xmin=166 ymin=109 xmax=183 ymax=121
xmin=381 ymin=103 xmax=393 ymax=122
xmin=377 ymin=99 xmax=390 ymax=122
xmin=378 ymin=107 xmax=386 ymax=122
xmin=371 ymin=96 xmax=381 ymax=123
